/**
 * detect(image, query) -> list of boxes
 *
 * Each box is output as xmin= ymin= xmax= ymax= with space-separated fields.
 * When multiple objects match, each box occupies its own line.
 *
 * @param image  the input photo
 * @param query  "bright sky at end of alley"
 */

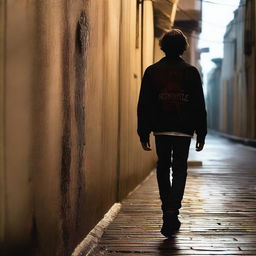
xmin=199 ymin=0 xmax=241 ymax=77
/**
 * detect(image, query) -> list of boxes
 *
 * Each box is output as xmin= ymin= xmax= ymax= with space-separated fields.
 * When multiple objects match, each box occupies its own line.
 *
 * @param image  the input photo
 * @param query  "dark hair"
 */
xmin=159 ymin=29 xmax=189 ymax=56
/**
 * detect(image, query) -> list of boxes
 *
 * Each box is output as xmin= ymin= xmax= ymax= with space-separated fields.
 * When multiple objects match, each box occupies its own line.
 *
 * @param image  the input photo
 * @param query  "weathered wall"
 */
xmin=83 ymin=0 xmax=121 ymax=237
xmin=142 ymin=1 xmax=154 ymax=71
xmin=0 ymin=0 xmax=6 ymax=245
xmin=2 ymin=1 xmax=90 ymax=255
xmin=117 ymin=0 xmax=156 ymax=200
xmin=0 ymin=0 xmax=157 ymax=255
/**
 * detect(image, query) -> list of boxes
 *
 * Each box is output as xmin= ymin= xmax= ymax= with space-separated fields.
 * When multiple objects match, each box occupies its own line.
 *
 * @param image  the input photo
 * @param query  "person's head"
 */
xmin=159 ymin=29 xmax=189 ymax=57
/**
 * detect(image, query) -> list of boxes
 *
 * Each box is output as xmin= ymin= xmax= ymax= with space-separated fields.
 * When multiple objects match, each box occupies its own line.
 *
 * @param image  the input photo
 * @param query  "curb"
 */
xmin=71 ymin=170 xmax=155 ymax=256
xmin=71 ymin=203 xmax=122 ymax=256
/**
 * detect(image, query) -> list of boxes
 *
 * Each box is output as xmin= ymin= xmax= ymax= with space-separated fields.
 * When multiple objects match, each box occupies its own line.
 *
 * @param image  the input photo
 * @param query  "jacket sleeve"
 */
xmin=137 ymin=67 xmax=154 ymax=143
xmin=191 ymin=67 xmax=207 ymax=143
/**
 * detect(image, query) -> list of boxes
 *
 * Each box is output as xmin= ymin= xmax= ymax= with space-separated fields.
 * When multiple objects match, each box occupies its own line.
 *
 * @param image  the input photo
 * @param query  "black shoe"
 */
xmin=160 ymin=212 xmax=181 ymax=238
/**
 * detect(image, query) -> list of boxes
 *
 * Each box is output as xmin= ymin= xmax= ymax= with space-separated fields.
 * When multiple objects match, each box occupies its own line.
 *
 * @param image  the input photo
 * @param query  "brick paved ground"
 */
xmin=90 ymin=134 xmax=256 ymax=256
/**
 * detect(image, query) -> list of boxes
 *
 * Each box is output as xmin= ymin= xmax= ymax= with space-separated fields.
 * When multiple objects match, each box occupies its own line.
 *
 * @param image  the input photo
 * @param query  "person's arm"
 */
xmin=191 ymin=67 xmax=207 ymax=151
xmin=137 ymin=67 xmax=154 ymax=150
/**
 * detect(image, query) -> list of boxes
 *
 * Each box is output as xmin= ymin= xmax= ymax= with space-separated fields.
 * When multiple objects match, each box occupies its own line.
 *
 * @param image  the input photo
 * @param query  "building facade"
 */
xmin=244 ymin=0 xmax=256 ymax=138
xmin=206 ymin=58 xmax=222 ymax=130
xmin=208 ymin=0 xmax=256 ymax=140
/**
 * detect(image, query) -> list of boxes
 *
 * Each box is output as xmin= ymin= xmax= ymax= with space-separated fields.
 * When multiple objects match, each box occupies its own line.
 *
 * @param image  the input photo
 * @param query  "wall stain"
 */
xmin=60 ymin=2 xmax=72 ymax=255
xmin=30 ymin=213 xmax=38 ymax=251
xmin=74 ymin=10 xmax=88 ymax=230
xmin=60 ymin=7 xmax=89 ymax=255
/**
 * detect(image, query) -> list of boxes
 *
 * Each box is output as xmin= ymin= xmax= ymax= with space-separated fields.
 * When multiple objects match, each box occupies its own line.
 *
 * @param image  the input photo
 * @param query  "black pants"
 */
xmin=155 ymin=135 xmax=191 ymax=215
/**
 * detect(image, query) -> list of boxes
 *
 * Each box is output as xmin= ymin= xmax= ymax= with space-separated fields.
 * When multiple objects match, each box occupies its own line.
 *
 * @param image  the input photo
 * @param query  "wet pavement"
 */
xmin=90 ymin=134 xmax=256 ymax=256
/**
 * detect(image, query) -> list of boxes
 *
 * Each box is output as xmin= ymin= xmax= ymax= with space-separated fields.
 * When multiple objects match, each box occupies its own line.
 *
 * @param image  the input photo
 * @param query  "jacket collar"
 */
xmin=161 ymin=56 xmax=185 ymax=63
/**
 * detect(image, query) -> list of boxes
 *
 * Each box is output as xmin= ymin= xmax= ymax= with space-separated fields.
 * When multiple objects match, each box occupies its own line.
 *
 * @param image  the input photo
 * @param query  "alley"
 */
xmin=1 ymin=1 xmax=256 ymax=255
xmin=90 ymin=134 xmax=256 ymax=256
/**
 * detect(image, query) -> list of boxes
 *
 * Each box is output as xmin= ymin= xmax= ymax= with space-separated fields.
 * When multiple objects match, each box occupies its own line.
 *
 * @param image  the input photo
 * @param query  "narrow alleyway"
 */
xmin=90 ymin=134 xmax=256 ymax=256
xmin=1 ymin=1 xmax=256 ymax=255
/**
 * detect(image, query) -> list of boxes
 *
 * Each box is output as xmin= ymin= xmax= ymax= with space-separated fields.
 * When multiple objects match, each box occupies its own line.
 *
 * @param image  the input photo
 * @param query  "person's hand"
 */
xmin=196 ymin=141 xmax=204 ymax=151
xmin=141 ymin=141 xmax=151 ymax=151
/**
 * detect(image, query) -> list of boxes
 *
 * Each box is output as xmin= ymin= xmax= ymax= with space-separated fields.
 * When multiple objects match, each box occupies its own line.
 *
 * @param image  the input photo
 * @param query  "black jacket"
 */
xmin=137 ymin=56 xmax=207 ymax=143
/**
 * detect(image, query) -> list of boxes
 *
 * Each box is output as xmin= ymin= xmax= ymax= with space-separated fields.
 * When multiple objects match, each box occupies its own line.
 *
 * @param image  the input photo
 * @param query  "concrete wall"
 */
xmin=118 ymin=0 xmax=156 ymax=200
xmin=0 ymin=0 xmax=6 ymax=246
xmin=0 ymin=0 xmax=157 ymax=255
xmin=2 ymin=1 xmax=90 ymax=255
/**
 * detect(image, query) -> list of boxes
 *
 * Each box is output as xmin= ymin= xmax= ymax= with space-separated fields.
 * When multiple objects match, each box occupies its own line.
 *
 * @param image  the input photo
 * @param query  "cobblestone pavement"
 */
xmin=91 ymin=134 xmax=256 ymax=256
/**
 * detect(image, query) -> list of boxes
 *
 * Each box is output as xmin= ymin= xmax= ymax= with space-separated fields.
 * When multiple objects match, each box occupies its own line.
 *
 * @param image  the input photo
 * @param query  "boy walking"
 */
xmin=137 ymin=29 xmax=207 ymax=237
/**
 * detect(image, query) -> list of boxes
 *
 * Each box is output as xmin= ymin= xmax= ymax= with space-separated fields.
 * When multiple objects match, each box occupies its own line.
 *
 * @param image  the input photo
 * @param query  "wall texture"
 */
xmin=0 ymin=0 xmax=163 ymax=255
xmin=0 ymin=0 xmax=6 ymax=245
xmin=2 ymin=1 xmax=90 ymax=255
